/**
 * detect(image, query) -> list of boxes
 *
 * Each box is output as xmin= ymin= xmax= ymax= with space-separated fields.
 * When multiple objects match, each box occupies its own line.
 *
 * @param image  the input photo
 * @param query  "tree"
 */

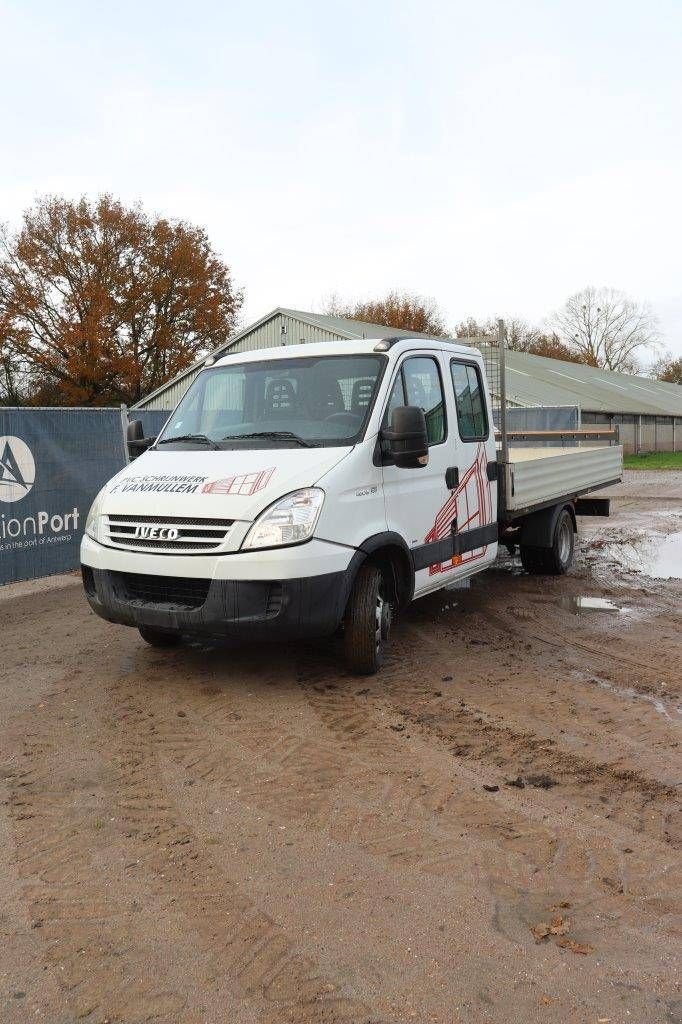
xmin=526 ymin=333 xmax=585 ymax=364
xmin=0 ymin=310 xmax=28 ymax=404
xmin=650 ymin=352 xmax=682 ymax=385
xmin=455 ymin=316 xmax=584 ymax=363
xmin=0 ymin=195 xmax=243 ymax=405
xmin=551 ymin=286 xmax=659 ymax=372
xmin=454 ymin=317 xmax=496 ymax=342
xmin=325 ymin=290 xmax=448 ymax=337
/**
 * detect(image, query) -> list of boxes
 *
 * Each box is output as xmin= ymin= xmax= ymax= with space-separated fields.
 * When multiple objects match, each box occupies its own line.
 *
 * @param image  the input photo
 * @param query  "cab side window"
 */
xmin=385 ymin=373 xmax=406 ymax=425
xmin=403 ymin=357 xmax=446 ymax=444
xmin=450 ymin=361 xmax=488 ymax=440
xmin=383 ymin=357 xmax=446 ymax=446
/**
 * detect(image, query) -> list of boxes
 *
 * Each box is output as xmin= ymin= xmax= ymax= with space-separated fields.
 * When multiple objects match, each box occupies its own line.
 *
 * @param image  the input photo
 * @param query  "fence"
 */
xmin=582 ymin=412 xmax=681 ymax=454
xmin=492 ymin=405 xmax=580 ymax=441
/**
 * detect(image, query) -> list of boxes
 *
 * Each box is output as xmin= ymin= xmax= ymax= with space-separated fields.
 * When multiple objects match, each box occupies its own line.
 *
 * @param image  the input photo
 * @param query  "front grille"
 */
xmin=105 ymin=515 xmax=234 ymax=554
xmin=114 ymin=572 xmax=211 ymax=609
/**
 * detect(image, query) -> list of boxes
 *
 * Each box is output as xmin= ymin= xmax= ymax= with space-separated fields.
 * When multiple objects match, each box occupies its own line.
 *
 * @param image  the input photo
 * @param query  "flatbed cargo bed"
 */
xmin=498 ymin=444 xmax=623 ymax=518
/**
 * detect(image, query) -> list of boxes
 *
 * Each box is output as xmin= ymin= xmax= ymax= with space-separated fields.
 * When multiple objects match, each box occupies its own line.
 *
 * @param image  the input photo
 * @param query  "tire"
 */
xmin=138 ymin=625 xmax=182 ymax=647
xmin=520 ymin=508 xmax=575 ymax=576
xmin=343 ymin=563 xmax=392 ymax=675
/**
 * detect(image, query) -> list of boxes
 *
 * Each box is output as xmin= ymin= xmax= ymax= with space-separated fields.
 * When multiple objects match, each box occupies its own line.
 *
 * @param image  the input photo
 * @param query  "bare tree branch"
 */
xmin=551 ymin=286 xmax=660 ymax=372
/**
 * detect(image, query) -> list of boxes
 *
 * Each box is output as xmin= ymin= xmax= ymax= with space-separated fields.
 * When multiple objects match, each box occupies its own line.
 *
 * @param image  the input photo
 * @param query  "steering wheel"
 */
xmin=324 ymin=412 xmax=361 ymax=426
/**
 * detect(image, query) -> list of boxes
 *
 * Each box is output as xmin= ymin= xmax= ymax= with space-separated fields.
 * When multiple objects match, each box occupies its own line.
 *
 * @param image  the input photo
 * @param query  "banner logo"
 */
xmin=0 ymin=436 xmax=36 ymax=503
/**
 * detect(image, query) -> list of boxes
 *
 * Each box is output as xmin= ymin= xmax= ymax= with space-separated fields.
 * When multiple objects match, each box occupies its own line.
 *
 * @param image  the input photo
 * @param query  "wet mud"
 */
xmin=0 ymin=472 xmax=680 ymax=1023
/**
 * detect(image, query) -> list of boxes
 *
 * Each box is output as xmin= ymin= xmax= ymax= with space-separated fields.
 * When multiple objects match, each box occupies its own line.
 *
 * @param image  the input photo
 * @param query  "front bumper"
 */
xmin=80 ymin=535 xmax=357 ymax=640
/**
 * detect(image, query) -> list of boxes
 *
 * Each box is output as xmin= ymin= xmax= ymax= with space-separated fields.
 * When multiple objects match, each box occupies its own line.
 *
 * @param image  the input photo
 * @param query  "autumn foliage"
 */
xmin=0 ymin=195 xmax=243 ymax=405
xmin=325 ymin=290 xmax=448 ymax=337
xmin=455 ymin=317 xmax=587 ymax=364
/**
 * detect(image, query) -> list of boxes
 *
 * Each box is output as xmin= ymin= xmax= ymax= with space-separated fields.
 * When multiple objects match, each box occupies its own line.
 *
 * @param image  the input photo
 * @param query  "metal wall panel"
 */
xmin=229 ymin=313 xmax=344 ymax=353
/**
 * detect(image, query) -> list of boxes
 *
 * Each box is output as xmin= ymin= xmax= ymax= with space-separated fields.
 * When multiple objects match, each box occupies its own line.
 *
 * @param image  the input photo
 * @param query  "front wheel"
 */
xmin=343 ymin=563 xmax=392 ymax=675
xmin=138 ymin=625 xmax=182 ymax=647
xmin=520 ymin=507 xmax=575 ymax=575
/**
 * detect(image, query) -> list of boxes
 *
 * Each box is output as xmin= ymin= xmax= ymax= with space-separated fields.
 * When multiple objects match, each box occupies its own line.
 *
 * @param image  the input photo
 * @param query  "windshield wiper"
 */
xmin=157 ymin=433 xmax=220 ymax=450
xmin=224 ymin=431 xmax=312 ymax=447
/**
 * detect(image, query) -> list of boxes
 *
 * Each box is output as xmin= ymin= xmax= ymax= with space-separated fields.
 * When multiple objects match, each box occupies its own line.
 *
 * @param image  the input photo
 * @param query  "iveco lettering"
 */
xmin=81 ymin=338 xmax=623 ymax=674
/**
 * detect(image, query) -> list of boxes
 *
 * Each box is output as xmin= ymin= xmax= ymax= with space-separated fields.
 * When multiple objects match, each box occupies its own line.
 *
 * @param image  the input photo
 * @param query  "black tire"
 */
xmin=520 ymin=508 xmax=575 ymax=576
xmin=343 ymin=563 xmax=392 ymax=675
xmin=138 ymin=625 xmax=182 ymax=647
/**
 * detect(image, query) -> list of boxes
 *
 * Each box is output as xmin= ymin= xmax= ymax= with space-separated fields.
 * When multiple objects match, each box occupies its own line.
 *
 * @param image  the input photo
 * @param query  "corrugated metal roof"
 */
xmin=482 ymin=347 xmax=682 ymax=416
xmin=133 ymin=307 xmax=682 ymax=417
xmin=284 ymin=308 xmax=440 ymax=340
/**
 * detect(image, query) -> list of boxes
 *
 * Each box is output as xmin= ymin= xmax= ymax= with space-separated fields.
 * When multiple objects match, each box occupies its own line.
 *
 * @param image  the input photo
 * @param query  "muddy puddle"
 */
xmin=584 ymin=674 xmax=682 ymax=723
xmin=529 ymin=593 xmax=629 ymax=615
xmin=587 ymin=529 xmax=682 ymax=580
xmin=560 ymin=595 xmax=625 ymax=614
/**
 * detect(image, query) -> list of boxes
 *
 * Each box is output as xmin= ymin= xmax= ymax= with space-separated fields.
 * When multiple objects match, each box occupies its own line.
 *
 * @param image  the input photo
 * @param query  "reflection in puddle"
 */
xmin=560 ymin=596 xmax=624 ymax=614
xmin=597 ymin=530 xmax=682 ymax=580
xmin=640 ymin=531 xmax=682 ymax=579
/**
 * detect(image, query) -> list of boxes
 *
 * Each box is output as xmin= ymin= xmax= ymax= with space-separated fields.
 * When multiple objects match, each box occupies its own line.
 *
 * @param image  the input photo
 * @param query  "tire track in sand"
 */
xmin=5 ymin=682 xmax=387 ymax=1024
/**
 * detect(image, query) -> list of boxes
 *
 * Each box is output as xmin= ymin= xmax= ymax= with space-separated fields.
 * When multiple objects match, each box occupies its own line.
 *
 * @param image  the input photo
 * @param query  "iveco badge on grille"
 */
xmin=134 ymin=525 xmax=179 ymax=540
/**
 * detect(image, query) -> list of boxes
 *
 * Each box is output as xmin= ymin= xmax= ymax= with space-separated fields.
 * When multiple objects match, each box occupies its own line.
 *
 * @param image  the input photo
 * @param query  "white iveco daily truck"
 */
xmin=81 ymin=336 xmax=622 ymax=673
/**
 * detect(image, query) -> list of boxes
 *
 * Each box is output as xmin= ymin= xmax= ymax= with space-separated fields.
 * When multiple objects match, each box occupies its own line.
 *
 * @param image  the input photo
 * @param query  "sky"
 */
xmin=2 ymin=0 xmax=681 ymax=358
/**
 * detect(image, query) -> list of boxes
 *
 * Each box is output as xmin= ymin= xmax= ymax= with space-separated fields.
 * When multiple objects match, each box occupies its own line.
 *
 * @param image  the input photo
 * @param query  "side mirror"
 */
xmin=382 ymin=405 xmax=429 ymax=468
xmin=126 ymin=419 xmax=155 ymax=460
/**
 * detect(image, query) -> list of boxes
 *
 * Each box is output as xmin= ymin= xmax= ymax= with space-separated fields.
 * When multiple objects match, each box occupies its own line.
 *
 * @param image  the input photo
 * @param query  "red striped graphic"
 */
xmin=424 ymin=444 xmax=493 ymax=575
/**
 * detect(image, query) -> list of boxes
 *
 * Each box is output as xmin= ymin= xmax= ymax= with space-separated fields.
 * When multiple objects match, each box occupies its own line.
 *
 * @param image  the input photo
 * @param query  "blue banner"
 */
xmin=0 ymin=408 xmax=127 ymax=585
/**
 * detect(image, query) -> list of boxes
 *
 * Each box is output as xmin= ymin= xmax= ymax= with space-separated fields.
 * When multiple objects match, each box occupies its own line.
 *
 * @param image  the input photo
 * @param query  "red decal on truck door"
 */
xmin=424 ymin=444 xmax=493 ymax=575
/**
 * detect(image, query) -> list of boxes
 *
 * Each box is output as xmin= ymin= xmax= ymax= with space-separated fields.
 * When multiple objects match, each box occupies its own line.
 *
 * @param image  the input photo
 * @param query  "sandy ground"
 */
xmin=0 ymin=471 xmax=680 ymax=1024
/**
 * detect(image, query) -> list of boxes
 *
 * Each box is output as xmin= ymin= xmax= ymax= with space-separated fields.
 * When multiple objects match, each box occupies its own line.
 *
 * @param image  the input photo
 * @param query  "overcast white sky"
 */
xmin=2 ymin=0 xmax=681 ymax=357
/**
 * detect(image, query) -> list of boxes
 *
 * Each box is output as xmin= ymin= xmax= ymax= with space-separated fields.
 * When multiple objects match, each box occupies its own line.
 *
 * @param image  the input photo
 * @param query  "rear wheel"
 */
xmin=138 ymin=625 xmax=182 ymax=647
xmin=520 ymin=507 xmax=575 ymax=575
xmin=343 ymin=563 xmax=392 ymax=675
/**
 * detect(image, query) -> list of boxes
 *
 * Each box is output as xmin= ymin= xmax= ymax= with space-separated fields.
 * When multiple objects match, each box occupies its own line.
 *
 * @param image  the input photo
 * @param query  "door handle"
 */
xmin=445 ymin=466 xmax=459 ymax=489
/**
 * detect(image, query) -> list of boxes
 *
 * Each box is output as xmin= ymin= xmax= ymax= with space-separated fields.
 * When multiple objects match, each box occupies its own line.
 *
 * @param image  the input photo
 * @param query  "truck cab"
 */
xmin=81 ymin=336 xmax=621 ymax=673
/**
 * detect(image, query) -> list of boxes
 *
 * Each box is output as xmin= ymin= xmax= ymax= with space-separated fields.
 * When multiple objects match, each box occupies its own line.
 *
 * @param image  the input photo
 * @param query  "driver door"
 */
xmin=381 ymin=353 xmax=455 ymax=597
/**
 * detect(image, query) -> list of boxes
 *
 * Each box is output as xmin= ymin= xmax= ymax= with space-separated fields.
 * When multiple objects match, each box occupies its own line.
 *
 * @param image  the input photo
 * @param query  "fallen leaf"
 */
xmin=531 ymin=922 xmax=550 ymax=942
xmin=549 ymin=915 xmax=570 ymax=935
xmin=548 ymin=900 xmax=572 ymax=911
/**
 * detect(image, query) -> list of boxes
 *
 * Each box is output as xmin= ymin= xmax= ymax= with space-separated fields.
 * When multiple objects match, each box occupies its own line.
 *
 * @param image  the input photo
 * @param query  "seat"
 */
xmin=263 ymin=378 xmax=297 ymax=418
xmin=350 ymin=378 xmax=375 ymax=415
xmin=307 ymin=378 xmax=345 ymax=420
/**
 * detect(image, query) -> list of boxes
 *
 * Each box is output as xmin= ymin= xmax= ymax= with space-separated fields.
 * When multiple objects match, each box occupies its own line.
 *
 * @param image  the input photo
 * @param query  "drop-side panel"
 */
xmin=503 ymin=445 xmax=623 ymax=514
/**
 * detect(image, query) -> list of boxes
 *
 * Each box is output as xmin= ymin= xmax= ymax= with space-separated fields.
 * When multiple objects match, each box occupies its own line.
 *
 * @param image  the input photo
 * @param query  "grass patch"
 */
xmin=623 ymin=451 xmax=682 ymax=470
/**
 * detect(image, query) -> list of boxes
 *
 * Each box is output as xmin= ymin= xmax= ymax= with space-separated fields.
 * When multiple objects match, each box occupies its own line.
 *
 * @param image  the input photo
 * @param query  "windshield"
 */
xmin=157 ymin=354 xmax=386 ymax=449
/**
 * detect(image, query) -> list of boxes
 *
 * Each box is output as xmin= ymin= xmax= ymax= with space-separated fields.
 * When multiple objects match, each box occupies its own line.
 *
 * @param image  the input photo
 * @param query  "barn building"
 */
xmin=133 ymin=307 xmax=682 ymax=453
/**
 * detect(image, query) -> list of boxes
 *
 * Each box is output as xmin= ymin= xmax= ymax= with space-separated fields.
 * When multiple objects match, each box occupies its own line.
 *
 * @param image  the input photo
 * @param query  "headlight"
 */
xmin=84 ymin=488 xmax=106 ymax=542
xmin=242 ymin=488 xmax=324 ymax=550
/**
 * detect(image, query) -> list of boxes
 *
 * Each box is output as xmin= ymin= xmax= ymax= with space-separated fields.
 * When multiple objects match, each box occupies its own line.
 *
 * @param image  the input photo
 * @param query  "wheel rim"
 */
xmin=557 ymin=518 xmax=572 ymax=563
xmin=375 ymin=592 xmax=392 ymax=652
